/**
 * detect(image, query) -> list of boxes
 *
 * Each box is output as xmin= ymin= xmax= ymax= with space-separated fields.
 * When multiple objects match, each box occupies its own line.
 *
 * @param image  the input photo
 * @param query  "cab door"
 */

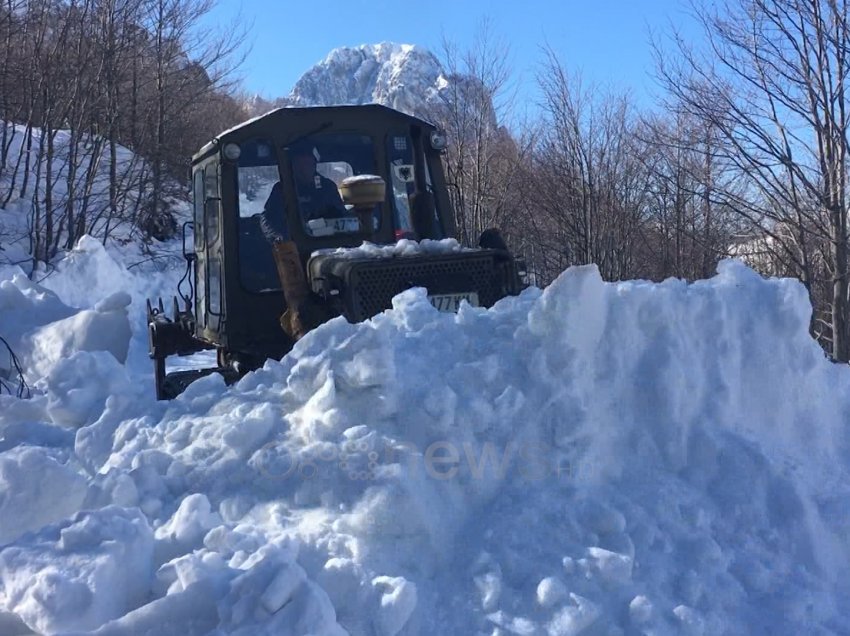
xmin=192 ymin=166 xmax=207 ymax=332
xmin=193 ymin=158 xmax=225 ymax=343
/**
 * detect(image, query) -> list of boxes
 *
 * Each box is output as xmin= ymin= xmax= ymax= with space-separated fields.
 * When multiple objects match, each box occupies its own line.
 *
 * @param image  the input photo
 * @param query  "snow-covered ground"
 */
xmin=0 ymin=122 xmax=157 ymax=269
xmin=1 ymin=235 xmax=848 ymax=635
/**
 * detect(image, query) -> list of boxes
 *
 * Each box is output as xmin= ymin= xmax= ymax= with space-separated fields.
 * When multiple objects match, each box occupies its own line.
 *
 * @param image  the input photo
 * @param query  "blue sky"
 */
xmin=202 ymin=0 xmax=700 ymax=109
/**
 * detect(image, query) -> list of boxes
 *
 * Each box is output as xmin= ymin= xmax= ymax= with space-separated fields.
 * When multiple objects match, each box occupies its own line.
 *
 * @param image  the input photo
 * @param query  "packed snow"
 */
xmin=0 ymin=236 xmax=849 ymax=635
xmin=313 ymin=238 xmax=469 ymax=260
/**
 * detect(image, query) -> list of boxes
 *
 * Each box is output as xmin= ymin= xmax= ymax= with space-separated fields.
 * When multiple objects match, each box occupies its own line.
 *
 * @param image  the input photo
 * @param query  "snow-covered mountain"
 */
xmin=245 ymin=43 xmax=451 ymax=118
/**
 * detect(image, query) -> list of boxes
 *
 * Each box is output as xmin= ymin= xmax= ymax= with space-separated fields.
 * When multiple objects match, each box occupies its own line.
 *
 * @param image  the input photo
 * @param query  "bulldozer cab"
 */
xmin=149 ymin=104 xmax=520 ymax=399
xmin=190 ymin=106 xmax=454 ymax=354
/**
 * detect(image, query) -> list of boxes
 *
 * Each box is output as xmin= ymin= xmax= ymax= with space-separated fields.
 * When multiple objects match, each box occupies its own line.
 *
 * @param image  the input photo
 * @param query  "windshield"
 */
xmin=235 ymin=138 xmax=283 ymax=292
xmin=287 ymin=133 xmax=380 ymax=237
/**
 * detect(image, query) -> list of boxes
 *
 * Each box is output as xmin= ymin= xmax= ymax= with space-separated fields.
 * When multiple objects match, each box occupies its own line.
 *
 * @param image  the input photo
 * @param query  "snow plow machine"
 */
xmin=147 ymin=104 xmax=522 ymax=399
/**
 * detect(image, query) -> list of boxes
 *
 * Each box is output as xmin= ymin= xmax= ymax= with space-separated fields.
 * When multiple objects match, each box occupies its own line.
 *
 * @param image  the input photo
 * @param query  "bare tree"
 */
xmin=0 ymin=0 xmax=246 ymax=268
xmin=637 ymin=109 xmax=743 ymax=280
xmin=530 ymin=51 xmax=650 ymax=282
xmin=657 ymin=0 xmax=850 ymax=360
xmin=0 ymin=335 xmax=29 ymax=398
xmin=430 ymin=21 xmax=530 ymax=247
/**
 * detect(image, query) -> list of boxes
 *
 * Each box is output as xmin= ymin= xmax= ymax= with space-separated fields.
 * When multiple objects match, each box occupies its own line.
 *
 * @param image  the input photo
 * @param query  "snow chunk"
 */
xmin=629 ymin=595 xmax=653 ymax=625
xmin=586 ymin=547 xmax=633 ymax=583
xmin=39 ymin=351 xmax=137 ymax=428
xmin=474 ymin=571 xmax=502 ymax=612
xmin=94 ymin=290 xmax=132 ymax=313
xmin=0 ymin=272 xmax=74 ymax=381
xmin=546 ymin=594 xmax=601 ymax=636
xmin=25 ymin=298 xmax=131 ymax=381
xmin=373 ymin=575 xmax=418 ymax=636
xmin=0 ymin=447 xmax=88 ymax=545
xmin=40 ymin=236 xmax=137 ymax=310
xmin=0 ymin=506 xmax=154 ymax=634
xmin=673 ymin=604 xmax=705 ymax=635
xmin=215 ymin=540 xmax=345 ymax=635
xmin=155 ymin=494 xmax=222 ymax=557
xmin=260 ymin=563 xmax=307 ymax=614
xmin=537 ymin=576 xmax=568 ymax=608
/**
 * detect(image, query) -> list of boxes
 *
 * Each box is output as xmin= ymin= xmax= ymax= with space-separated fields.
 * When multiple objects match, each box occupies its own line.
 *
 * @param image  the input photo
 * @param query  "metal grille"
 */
xmin=346 ymin=254 xmax=503 ymax=320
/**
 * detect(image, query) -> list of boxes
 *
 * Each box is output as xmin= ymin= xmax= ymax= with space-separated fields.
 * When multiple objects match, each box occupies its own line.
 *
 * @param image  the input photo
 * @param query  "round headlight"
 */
xmin=429 ymin=130 xmax=448 ymax=151
xmin=223 ymin=142 xmax=241 ymax=161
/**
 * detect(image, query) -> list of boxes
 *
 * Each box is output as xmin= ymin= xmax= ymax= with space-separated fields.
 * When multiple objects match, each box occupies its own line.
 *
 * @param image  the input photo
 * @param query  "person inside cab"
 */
xmin=260 ymin=144 xmax=348 ymax=341
xmin=259 ymin=146 xmax=346 ymax=242
xmin=292 ymin=148 xmax=347 ymax=221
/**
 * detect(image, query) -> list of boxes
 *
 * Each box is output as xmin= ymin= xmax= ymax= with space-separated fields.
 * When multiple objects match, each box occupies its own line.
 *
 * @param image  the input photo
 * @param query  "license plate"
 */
xmin=428 ymin=292 xmax=480 ymax=312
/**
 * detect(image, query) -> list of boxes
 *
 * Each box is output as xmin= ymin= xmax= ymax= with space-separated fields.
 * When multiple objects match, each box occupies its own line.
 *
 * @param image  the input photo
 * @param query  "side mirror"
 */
xmin=182 ymin=221 xmax=195 ymax=259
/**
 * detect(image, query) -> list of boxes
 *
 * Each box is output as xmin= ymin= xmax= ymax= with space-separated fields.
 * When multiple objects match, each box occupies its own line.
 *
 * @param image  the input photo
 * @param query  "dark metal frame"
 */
xmin=148 ymin=105 xmax=516 ymax=399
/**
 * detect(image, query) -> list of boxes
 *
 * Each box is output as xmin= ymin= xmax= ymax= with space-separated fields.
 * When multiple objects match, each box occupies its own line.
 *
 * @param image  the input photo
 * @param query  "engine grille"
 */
xmin=344 ymin=253 xmax=505 ymax=321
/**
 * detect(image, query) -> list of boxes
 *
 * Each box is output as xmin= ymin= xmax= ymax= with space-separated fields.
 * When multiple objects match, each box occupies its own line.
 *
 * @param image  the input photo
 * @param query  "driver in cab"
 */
xmin=259 ymin=146 xmax=346 ymax=242
xmin=259 ymin=145 xmax=346 ymax=342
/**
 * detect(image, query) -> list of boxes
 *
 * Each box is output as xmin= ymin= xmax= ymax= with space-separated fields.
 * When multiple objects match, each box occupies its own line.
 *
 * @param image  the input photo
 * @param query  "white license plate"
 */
xmin=428 ymin=292 xmax=480 ymax=312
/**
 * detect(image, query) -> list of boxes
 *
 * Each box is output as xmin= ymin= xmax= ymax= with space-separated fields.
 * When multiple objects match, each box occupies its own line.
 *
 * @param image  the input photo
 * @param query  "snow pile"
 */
xmin=0 ymin=271 xmax=74 ymax=383
xmin=1 ymin=255 xmax=849 ymax=634
xmin=0 ymin=506 xmax=154 ymax=633
xmin=0 ymin=258 xmax=130 ymax=387
xmin=0 ymin=235 xmax=185 ymax=436
xmin=0 ymin=447 xmax=89 ymax=545
xmin=313 ymin=238 xmax=469 ymax=260
xmin=24 ymin=291 xmax=131 ymax=380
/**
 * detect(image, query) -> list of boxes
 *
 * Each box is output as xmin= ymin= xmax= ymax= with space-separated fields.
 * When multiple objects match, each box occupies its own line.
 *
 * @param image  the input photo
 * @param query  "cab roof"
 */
xmin=193 ymin=104 xmax=437 ymax=165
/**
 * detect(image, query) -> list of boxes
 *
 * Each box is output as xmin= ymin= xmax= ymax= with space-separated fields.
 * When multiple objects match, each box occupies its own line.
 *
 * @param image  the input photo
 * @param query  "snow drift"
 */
xmin=0 ymin=244 xmax=849 ymax=635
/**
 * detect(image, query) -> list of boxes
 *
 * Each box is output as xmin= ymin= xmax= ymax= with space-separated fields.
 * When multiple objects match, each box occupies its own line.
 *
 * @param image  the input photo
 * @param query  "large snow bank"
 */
xmin=0 ymin=262 xmax=132 ymax=388
xmin=0 ymin=255 xmax=849 ymax=635
xmin=0 ymin=235 xmax=188 ymax=405
xmin=0 ymin=120 xmax=175 ymax=267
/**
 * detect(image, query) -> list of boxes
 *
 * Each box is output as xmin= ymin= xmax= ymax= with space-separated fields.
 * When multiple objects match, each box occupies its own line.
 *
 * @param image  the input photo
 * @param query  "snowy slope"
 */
xmin=0 ymin=123 xmax=135 ymax=265
xmin=0 ymin=242 xmax=849 ymax=634
xmin=0 ymin=119 xmax=190 ymax=395
xmin=0 ymin=120 xmax=185 ymax=271
xmin=246 ymin=43 xmax=450 ymax=118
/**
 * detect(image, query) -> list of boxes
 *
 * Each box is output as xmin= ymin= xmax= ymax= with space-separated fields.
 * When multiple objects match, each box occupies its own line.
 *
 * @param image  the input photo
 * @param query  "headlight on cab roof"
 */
xmin=429 ymin=130 xmax=448 ymax=151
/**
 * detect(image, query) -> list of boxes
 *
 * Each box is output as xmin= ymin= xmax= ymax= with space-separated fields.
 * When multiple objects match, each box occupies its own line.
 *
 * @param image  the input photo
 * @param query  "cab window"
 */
xmin=387 ymin=133 xmax=417 ymax=239
xmin=235 ymin=139 xmax=282 ymax=293
xmin=286 ymin=133 xmax=379 ymax=237
xmin=424 ymin=156 xmax=446 ymax=239
xmin=192 ymin=169 xmax=205 ymax=248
